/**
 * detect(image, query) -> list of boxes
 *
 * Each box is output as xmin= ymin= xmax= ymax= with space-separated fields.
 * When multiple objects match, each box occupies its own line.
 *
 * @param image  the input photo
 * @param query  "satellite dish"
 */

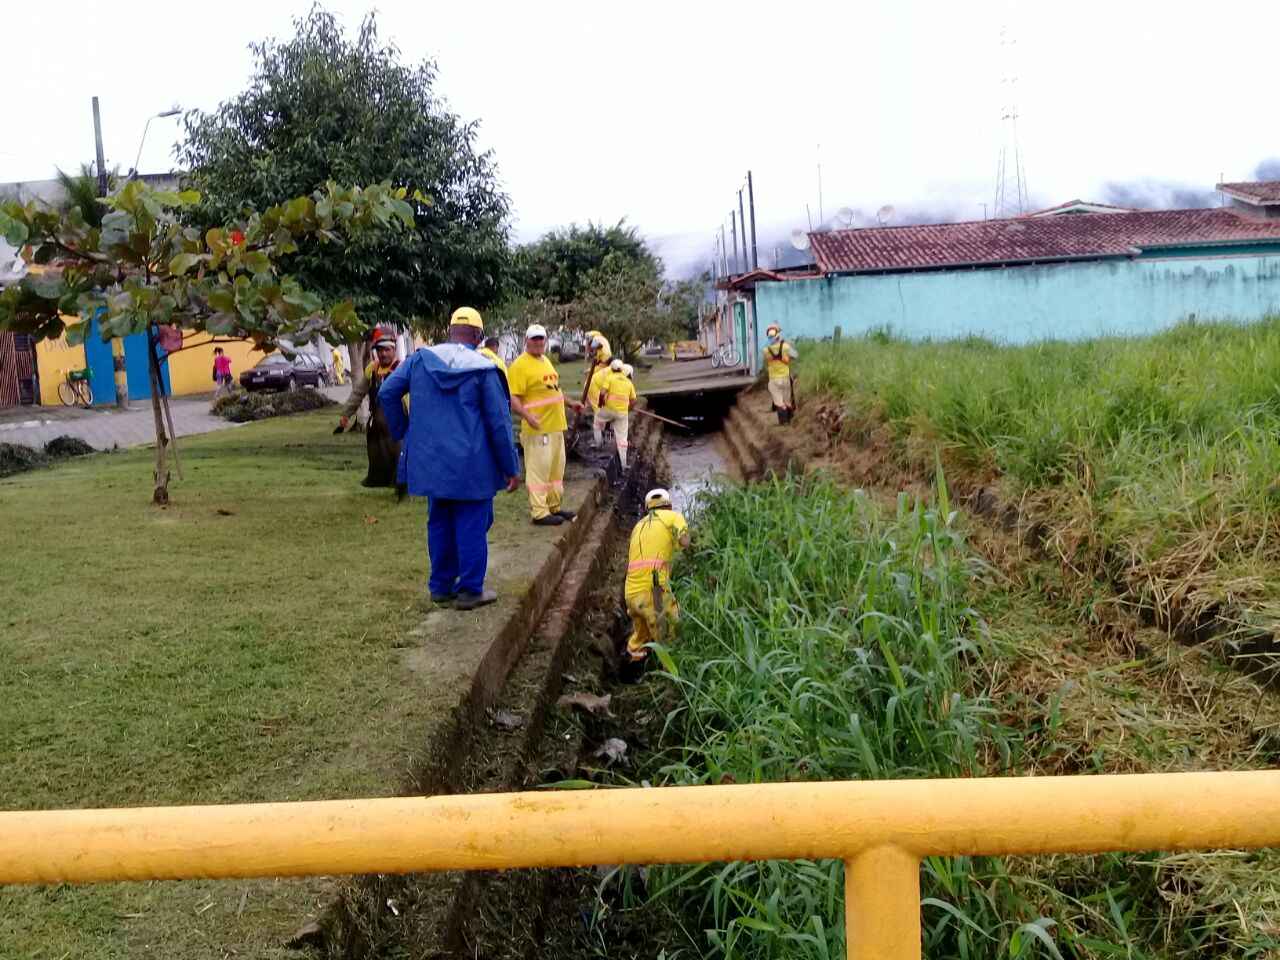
xmin=836 ymin=207 xmax=856 ymax=228
xmin=876 ymin=205 xmax=896 ymax=226
xmin=790 ymin=229 xmax=811 ymax=251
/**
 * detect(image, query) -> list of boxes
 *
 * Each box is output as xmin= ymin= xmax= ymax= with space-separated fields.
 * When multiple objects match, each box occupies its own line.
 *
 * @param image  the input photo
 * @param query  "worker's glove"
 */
xmin=333 ymin=416 xmax=349 ymax=435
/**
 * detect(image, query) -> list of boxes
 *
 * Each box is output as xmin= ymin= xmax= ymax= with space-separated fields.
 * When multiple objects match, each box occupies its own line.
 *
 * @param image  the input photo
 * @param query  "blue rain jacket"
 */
xmin=378 ymin=343 xmax=519 ymax=500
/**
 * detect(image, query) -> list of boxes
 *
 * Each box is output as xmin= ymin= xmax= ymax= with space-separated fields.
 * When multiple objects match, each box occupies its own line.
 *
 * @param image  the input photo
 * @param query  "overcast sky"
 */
xmin=6 ymin=1 xmax=1280 ymax=276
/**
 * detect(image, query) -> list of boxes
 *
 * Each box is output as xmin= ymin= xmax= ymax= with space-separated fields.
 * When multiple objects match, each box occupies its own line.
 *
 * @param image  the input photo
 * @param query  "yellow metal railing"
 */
xmin=3 ymin=771 xmax=1279 ymax=959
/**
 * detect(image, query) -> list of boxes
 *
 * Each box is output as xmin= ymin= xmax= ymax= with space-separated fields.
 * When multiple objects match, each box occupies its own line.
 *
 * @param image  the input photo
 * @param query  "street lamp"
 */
xmin=132 ymin=107 xmax=182 ymax=179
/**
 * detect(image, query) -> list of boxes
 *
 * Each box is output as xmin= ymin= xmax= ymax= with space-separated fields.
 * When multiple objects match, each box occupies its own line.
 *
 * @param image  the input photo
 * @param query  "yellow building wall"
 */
xmin=166 ymin=335 xmax=261 ymax=396
xmin=35 ymin=324 xmax=87 ymax=406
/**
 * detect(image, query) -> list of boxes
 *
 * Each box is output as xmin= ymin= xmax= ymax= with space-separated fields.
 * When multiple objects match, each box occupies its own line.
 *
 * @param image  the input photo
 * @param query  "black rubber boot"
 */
xmin=776 ymin=407 xmax=787 ymax=425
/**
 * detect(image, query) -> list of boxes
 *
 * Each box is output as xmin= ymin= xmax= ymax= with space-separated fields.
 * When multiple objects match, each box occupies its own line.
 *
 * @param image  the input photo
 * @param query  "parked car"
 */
xmin=239 ymin=353 xmax=326 ymax=392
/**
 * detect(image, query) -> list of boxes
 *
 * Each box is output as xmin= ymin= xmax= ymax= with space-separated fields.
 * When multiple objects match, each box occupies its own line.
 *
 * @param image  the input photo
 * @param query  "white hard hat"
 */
xmin=645 ymin=488 xmax=672 ymax=509
xmin=610 ymin=357 xmax=624 ymax=371
xmin=622 ymin=363 xmax=634 ymax=378
xmin=525 ymin=323 xmax=547 ymax=339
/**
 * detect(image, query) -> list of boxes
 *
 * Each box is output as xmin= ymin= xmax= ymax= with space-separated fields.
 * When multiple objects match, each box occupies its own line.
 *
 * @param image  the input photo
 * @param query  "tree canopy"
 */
xmin=179 ymin=7 xmax=510 ymax=336
xmin=511 ymin=220 xmax=659 ymax=305
xmin=0 ymin=178 xmax=412 ymax=502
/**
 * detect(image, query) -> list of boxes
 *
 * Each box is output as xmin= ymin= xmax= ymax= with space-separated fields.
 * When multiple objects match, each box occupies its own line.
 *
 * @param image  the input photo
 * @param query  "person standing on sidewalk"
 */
xmin=212 ymin=347 xmax=234 ymax=401
xmin=378 ymin=307 xmax=521 ymax=610
xmin=507 ymin=323 xmax=583 ymax=527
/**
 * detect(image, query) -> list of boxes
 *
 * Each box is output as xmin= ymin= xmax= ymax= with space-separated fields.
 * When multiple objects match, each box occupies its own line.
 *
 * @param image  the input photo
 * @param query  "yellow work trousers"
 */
xmin=522 ymin=430 xmax=566 ymax=519
xmin=625 ymin=586 xmax=679 ymax=660
xmin=767 ymin=377 xmax=793 ymax=410
xmin=594 ymin=408 xmax=630 ymax=468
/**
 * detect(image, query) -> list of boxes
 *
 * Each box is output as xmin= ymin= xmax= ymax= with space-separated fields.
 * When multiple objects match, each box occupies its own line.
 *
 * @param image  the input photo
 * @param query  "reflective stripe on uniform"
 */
xmin=524 ymin=394 xmax=565 ymax=410
xmin=627 ymin=558 xmax=669 ymax=572
xmin=526 ymin=481 xmax=565 ymax=492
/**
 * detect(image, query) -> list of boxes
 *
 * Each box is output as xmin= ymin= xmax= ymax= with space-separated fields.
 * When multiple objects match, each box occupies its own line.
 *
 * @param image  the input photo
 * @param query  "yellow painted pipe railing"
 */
xmin=4 ymin=771 xmax=1280 ymax=959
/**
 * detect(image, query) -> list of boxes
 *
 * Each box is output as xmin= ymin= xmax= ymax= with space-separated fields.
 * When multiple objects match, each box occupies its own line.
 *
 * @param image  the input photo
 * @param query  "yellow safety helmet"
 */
xmin=450 ymin=306 xmax=484 ymax=330
xmin=645 ymin=488 xmax=672 ymax=509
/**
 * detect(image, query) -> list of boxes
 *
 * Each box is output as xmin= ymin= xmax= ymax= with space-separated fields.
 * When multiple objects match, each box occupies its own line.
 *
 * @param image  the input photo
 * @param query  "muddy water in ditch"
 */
xmin=664 ymin=429 xmax=734 ymax=514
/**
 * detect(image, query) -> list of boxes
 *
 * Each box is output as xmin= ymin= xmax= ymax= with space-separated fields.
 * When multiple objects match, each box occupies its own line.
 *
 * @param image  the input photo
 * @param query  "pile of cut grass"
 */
xmin=627 ymin=474 xmax=1279 ymax=959
xmin=806 ymin=319 xmax=1280 ymax=669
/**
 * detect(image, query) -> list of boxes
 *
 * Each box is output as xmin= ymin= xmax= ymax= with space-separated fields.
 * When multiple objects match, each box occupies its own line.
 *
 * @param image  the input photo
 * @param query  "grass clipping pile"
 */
xmin=212 ymin=387 xmax=335 ymax=423
xmin=0 ymin=435 xmax=95 ymax=478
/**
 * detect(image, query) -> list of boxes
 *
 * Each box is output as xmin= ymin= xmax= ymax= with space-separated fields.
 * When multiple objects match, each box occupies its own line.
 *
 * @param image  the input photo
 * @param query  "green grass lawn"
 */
xmin=0 ymin=411 xmax=591 ymax=959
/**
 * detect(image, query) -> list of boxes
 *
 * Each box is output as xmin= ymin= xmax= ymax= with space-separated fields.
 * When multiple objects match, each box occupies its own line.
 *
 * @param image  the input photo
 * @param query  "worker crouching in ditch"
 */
xmin=621 ymin=488 xmax=690 ymax=682
xmin=763 ymin=323 xmax=798 ymax=424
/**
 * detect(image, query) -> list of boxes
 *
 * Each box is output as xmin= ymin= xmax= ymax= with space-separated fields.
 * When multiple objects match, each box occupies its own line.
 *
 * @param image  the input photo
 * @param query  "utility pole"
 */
xmin=730 ymin=212 xmax=739 ymax=275
xmin=93 ymin=96 xmax=128 ymax=410
xmin=747 ymin=171 xmax=759 ymax=270
xmin=737 ymin=189 xmax=749 ymax=274
xmin=720 ymin=225 xmax=728 ymax=275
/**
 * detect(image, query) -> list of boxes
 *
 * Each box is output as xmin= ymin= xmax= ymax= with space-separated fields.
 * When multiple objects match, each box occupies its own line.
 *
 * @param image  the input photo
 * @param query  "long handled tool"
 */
xmin=634 ymin=407 xmax=691 ymax=431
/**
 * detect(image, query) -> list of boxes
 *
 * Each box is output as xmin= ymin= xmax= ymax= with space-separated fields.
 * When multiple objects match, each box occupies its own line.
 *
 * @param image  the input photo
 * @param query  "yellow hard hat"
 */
xmin=450 ymin=306 xmax=484 ymax=330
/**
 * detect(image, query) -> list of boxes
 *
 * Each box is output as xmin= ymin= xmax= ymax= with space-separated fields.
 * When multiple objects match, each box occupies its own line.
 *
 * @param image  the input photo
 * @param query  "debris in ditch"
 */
xmin=285 ymin=920 xmax=325 ymax=949
xmin=491 ymin=709 xmax=525 ymax=731
xmin=556 ymin=691 xmax=612 ymax=716
xmin=594 ymin=737 xmax=628 ymax=763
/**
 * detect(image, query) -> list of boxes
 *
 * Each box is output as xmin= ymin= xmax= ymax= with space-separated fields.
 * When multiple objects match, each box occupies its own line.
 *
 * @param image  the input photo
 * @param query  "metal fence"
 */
xmin=3 ymin=771 xmax=1278 ymax=959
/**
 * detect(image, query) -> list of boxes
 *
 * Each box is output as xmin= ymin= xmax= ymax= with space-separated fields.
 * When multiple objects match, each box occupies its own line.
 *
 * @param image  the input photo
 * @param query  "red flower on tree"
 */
xmin=229 ymin=229 xmax=245 ymax=247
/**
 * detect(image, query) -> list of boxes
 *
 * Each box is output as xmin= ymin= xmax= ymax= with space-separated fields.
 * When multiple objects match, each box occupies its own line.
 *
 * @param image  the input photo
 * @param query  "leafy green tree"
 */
xmin=512 ymin=220 xmax=659 ymax=304
xmin=55 ymin=163 xmax=117 ymax=228
xmin=179 ymin=6 xmax=510 ymax=347
xmin=572 ymin=256 xmax=681 ymax=362
xmin=0 ymin=179 xmax=412 ymax=504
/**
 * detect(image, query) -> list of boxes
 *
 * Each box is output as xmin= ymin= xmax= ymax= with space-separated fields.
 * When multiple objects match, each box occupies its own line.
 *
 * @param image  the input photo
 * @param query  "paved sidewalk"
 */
xmin=0 ymin=386 xmax=351 ymax=451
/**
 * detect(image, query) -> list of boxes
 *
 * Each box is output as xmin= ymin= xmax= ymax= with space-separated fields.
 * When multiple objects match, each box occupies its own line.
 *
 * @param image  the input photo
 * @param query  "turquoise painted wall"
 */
xmin=755 ymin=253 xmax=1280 ymax=344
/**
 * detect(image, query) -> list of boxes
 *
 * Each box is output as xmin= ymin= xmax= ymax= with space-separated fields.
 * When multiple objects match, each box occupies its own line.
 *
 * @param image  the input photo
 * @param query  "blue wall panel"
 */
xmin=755 ymin=253 xmax=1280 ymax=345
xmin=83 ymin=316 xmax=170 ymax=403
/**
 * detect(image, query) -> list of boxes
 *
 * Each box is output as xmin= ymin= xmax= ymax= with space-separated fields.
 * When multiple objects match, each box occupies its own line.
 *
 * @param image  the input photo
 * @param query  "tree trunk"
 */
xmin=147 ymin=329 xmax=170 ymax=505
xmin=346 ymin=338 xmax=369 ymax=428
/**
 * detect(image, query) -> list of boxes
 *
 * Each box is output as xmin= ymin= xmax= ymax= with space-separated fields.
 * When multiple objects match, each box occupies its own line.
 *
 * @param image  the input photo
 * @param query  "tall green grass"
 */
xmin=636 ymin=475 xmax=1277 ymax=959
xmin=807 ymin=319 xmax=1280 ymax=623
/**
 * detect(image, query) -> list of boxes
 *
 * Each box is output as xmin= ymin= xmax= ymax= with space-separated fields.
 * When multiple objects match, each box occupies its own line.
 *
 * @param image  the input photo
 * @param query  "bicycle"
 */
xmin=58 ymin=367 xmax=93 ymax=407
xmin=709 ymin=342 xmax=739 ymax=369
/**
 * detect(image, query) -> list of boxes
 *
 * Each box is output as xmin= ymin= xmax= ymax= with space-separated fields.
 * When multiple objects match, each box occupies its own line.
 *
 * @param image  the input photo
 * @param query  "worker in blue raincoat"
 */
xmin=379 ymin=307 xmax=521 ymax=611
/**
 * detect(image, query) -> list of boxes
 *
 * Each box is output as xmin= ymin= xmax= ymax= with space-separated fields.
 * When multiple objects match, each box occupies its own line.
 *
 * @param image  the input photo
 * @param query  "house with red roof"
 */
xmin=712 ymin=181 xmax=1280 ymax=364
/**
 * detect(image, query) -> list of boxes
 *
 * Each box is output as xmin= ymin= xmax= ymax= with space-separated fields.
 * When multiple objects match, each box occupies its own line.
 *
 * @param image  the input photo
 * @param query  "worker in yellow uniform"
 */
xmin=507 ymin=323 xmax=583 ymax=526
xmin=587 ymin=359 xmax=613 ymax=448
xmin=595 ymin=357 xmax=637 ymax=469
xmin=585 ymin=330 xmax=611 ymax=365
xmin=478 ymin=334 xmax=508 ymax=387
xmin=622 ymin=488 xmax=690 ymax=680
xmin=330 ymin=346 xmax=346 ymax=385
xmin=762 ymin=323 xmax=798 ymax=424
